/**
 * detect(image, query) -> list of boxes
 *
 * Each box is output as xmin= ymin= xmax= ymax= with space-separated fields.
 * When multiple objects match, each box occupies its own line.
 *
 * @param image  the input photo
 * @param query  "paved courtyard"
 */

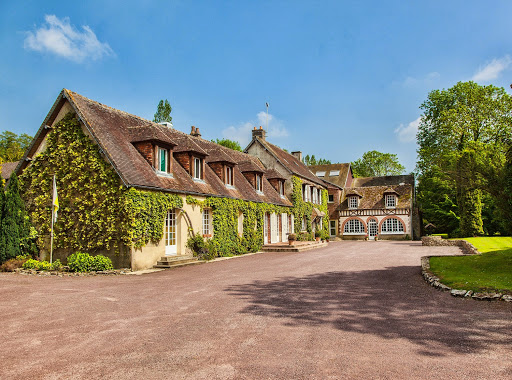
xmin=1 ymin=241 xmax=511 ymax=379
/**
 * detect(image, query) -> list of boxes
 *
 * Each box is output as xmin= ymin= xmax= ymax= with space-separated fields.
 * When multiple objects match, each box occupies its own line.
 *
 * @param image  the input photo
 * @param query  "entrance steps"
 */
xmin=261 ymin=240 xmax=328 ymax=253
xmin=153 ymin=255 xmax=202 ymax=269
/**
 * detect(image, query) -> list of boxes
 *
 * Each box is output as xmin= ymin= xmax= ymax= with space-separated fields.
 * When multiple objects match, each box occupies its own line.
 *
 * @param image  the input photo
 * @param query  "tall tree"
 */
xmin=213 ymin=138 xmax=242 ymax=152
xmin=0 ymin=131 xmax=32 ymax=162
xmin=0 ymin=173 xmax=31 ymax=262
xmin=153 ymin=100 xmax=172 ymax=123
xmin=303 ymin=155 xmax=332 ymax=165
xmin=351 ymin=150 xmax=405 ymax=177
xmin=417 ymin=81 xmax=512 ymax=236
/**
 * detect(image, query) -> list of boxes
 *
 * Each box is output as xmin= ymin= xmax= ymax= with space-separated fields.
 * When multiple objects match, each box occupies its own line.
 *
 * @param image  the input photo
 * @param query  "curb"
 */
xmin=421 ymin=256 xmax=512 ymax=302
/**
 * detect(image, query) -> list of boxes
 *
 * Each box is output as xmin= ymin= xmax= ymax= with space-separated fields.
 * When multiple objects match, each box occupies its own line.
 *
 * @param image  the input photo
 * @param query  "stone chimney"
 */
xmin=252 ymin=126 xmax=266 ymax=141
xmin=190 ymin=126 xmax=201 ymax=138
xmin=291 ymin=151 xmax=302 ymax=161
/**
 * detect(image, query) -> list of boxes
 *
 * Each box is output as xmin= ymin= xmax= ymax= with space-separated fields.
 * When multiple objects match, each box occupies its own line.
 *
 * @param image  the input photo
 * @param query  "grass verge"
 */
xmin=429 ymin=237 xmax=512 ymax=295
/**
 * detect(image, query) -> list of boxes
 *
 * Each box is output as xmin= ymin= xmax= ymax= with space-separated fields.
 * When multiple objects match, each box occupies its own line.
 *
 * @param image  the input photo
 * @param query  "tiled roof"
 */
xmin=308 ymin=163 xmax=351 ymax=188
xmin=265 ymin=168 xmax=286 ymax=180
xmin=19 ymin=89 xmax=291 ymax=207
xmin=340 ymin=184 xmax=412 ymax=210
xmin=351 ymin=174 xmax=414 ymax=188
xmin=250 ymin=138 xmax=326 ymax=187
xmin=1 ymin=161 xmax=19 ymax=180
xmin=205 ymin=146 xmax=236 ymax=164
xmin=239 ymin=160 xmax=264 ymax=173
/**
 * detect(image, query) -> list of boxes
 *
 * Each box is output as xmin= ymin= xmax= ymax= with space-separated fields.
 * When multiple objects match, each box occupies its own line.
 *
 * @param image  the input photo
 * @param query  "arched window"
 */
xmin=344 ymin=219 xmax=365 ymax=234
xmin=381 ymin=218 xmax=404 ymax=233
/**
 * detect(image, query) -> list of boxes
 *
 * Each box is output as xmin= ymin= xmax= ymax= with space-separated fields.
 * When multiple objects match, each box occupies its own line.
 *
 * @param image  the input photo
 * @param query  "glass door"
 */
xmin=165 ymin=209 xmax=177 ymax=255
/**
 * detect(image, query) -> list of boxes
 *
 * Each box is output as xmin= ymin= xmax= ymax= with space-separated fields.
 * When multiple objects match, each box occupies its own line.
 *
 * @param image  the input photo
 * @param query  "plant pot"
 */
xmin=288 ymin=240 xmax=295 ymax=246
xmin=316 ymin=237 xmax=320 ymax=241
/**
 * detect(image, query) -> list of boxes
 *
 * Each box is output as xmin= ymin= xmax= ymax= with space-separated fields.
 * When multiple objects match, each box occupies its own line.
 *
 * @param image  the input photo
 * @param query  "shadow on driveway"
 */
xmin=226 ymin=266 xmax=512 ymax=357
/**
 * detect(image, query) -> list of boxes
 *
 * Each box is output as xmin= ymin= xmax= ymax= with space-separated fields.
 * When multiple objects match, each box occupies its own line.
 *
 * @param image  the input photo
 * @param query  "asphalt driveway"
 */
xmin=1 ymin=241 xmax=511 ymax=379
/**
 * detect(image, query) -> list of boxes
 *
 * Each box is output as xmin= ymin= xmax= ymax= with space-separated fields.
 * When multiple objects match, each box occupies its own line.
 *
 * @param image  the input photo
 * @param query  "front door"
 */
xmin=165 ymin=209 xmax=177 ymax=255
xmin=368 ymin=219 xmax=378 ymax=240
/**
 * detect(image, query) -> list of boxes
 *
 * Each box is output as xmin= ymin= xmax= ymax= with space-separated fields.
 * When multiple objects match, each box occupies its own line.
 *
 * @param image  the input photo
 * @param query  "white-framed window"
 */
xmin=381 ymin=218 xmax=405 ymax=234
xmin=156 ymin=147 xmax=170 ymax=174
xmin=303 ymin=185 xmax=309 ymax=202
xmin=316 ymin=171 xmax=326 ymax=177
xmin=256 ymin=174 xmax=263 ymax=192
xmin=226 ymin=166 xmax=234 ymax=186
xmin=344 ymin=219 xmax=365 ymax=234
xmin=312 ymin=188 xmax=317 ymax=204
xmin=348 ymin=196 xmax=358 ymax=209
xmin=279 ymin=180 xmax=285 ymax=196
xmin=301 ymin=216 xmax=307 ymax=231
xmin=328 ymin=194 xmax=334 ymax=203
xmin=318 ymin=189 xmax=322 ymax=204
xmin=385 ymin=194 xmax=396 ymax=208
xmin=329 ymin=170 xmax=340 ymax=176
xmin=194 ymin=157 xmax=203 ymax=180
xmin=202 ymin=209 xmax=212 ymax=236
xmin=330 ymin=220 xmax=337 ymax=236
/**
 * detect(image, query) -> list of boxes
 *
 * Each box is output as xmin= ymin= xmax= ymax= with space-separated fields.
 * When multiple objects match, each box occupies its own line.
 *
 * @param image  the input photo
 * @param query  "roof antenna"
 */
xmin=265 ymin=102 xmax=269 ymax=131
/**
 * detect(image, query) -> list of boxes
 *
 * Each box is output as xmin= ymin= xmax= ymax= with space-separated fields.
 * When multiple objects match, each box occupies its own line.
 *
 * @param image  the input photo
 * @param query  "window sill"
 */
xmin=343 ymin=232 xmax=366 ymax=235
xmin=280 ymin=194 xmax=286 ymax=199
xmin=156 ymin=170 xmax=173 ymax=178
xmin=225 ymin=184 xmax=235 ymax=189
xmin=256 ymin=190 xmax=264 ymax=195
xmin=193 ymin=178 xmax=206 ymax=183
xmin=380 ymin=232 xmax=404 ymax=235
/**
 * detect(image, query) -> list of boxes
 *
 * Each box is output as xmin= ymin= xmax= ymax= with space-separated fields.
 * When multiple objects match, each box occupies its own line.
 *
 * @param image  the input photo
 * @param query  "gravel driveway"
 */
xmin=1 ymin=241 xmax=511 ymax=379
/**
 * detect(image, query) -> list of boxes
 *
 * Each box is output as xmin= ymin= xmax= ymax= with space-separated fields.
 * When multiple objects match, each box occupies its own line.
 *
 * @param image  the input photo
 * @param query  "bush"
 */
xmin=288 ymin=233 xmax=297 ymax=241
xmin=21 ymin=259 xmax=61 ymax=271
xmin=67 ymin=252 xmax=113 ymax=272
xmin=1 ymin=257 xmax=28 ymax=272
xmin=315 ymin=230 xmax=321 ymax=238
xmin=186 ymin=234 xmax=216 ymax=260
xmin=22 ymin=259 xmax=41 ymax=270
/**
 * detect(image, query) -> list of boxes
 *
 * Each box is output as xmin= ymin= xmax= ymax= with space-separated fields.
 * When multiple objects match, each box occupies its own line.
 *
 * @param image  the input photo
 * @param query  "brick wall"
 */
xmin=134 ymin=142 xmax=154 ymax=167
xmin=243 ymin=172 xmax=256 ymax=188
xmin=209 ymin=162 xmax=224 ymax=181
xmin=175 ymin=152 xmax=191 ymax=174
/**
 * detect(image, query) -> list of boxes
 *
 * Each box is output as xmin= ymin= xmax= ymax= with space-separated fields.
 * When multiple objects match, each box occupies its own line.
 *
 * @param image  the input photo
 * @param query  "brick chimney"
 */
xmin=252 ymin=126 xmax=266 ymax=141
xmin=291 ymin=151 xmax=302 ymax=161
xmin=190 ymin=126 xmax=201 ymax=138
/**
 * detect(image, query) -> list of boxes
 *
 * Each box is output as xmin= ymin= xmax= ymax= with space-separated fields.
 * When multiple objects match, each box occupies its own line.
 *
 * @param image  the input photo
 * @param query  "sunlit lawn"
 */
xmin=429 ymin=237 xmax=512 ymax=294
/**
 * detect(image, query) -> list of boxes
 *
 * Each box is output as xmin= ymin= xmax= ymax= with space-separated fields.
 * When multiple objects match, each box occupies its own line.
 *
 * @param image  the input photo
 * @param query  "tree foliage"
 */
xmin=351 ymin=150 xmax=405 ymax=177
xmin=303 ymin=155 xmax=331 ymax=165
xmin=0 ymin=131 xmax=32 ymax=163
xmin=417 ymin=81 xmax=512 ymax=236
xmin=212 ymin=138 xmax=242 ymax=152
xmin=153 ymin=99 xmax=172 ymax=123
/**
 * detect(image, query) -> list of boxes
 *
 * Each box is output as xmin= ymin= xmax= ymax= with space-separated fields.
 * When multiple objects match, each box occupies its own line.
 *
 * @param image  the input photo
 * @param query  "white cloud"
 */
xmin=24 ymin=15 xmax=114 ymax=63
xmin=395 ymin=116 xmax=421 ymax=143
xmin=222 ymin=111 xmax=289 ymax=147
xmin=402 ymin=72 xmax=440 ymax=87
xmin=471 ymin=55 xmax=512 ymax=82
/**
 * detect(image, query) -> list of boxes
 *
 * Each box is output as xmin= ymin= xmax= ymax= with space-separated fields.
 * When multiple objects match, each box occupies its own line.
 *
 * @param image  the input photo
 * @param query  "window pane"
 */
xmin=159 ymin=148 xmax=167 ymax=172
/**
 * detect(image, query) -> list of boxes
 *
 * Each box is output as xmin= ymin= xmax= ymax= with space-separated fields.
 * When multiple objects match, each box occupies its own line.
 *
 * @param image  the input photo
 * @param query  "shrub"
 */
xmin=67 ymin=252 xmax=113 ymax=272
xmin=22 ymin=259 xmax=40 ymax=270
xmin=21 ymin=259 xmax=62 ymax=271
xmin=288 ymin=233 xmax=297 ymax=241
xmin=186 ymin=234 xmax=216 ymax=260
xmin=1 ymin=257 xmax=28 ymax=272
xmin=315 ymin=230 xmax=321 ymax=238
xmin=92 ymin=255 xmax=113 ymax=271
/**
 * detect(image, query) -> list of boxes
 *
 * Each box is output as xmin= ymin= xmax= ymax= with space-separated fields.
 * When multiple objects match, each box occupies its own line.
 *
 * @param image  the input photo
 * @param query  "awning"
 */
xmin=312 ymin=207 xmax=326 ymax=219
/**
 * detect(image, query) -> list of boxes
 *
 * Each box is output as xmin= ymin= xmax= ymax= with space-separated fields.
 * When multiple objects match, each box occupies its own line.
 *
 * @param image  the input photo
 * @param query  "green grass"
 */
xmin=429 ymin=237 xmax=512 ymax=294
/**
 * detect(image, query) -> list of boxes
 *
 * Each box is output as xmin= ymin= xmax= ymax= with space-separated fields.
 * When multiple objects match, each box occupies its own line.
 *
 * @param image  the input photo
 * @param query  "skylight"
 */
xmin=316 ymin=171 xmax=326 ymax=177
xmin=329 ymin=170 xmax=340 ymax=176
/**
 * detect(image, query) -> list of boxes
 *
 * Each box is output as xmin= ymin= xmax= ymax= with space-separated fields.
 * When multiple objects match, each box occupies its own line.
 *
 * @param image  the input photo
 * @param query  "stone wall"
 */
xmin=421 ymin=236 xmax=479 ymax=255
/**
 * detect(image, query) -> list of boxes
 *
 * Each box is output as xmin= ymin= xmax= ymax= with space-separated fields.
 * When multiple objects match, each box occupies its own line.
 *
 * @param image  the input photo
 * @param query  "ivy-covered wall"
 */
xmin=20 ymin=112 xmax=182 ymax=266
xmin=290 ymin=176 xmax=329 ymax=237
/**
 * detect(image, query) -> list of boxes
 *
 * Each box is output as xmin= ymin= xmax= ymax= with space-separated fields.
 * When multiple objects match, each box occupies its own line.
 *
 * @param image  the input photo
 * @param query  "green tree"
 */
xmin=153 ymin=99 xmax=172 ymax=123
xmin=351 ymin=150 xmax=405 ymax=177
xmin=0 ymin=173 xmax=31 ymax=262
xmin=417 ymin=81 xmax=512 ymax=236
xmin=303 ymin=155 xmax=332 ymax=165
xmin=213 ymin=138 xmax=242 ymax=152
xmin=0 ymin=131 xmax=32 ymax=162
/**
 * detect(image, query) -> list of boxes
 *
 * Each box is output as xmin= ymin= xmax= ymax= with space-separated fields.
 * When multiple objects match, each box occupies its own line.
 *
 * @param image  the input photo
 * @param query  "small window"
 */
xmin=157 ymin=147 xmax=169 ymax=173
xmin=330 ymin=220 xmax=336 ymax=236
xmin=202 ymin=209 xmax=211 ymax=236
xmin=385 ymin=194 xmax=396 ymax=208
xmin=279 ymin=180 xmax=285 ymax=196
xmin=301 ymin=216 xmax=307 ymax=231
xmin=348 ymin=196 xmax=358 ymax=209
xmin=256 ymin=174 xmax=263 ymax=192
xmin=329 ymin=170 xmax=340 ymax=176
xmin=316 ymin=171 xmax=326 ymax=177
xmin=328 ymin=194 xmax=334 ymax=203
xmin=226 ymin=166 xmax=234 ymax=186
xmin=194 ymin=158 xmax=203 ymax=180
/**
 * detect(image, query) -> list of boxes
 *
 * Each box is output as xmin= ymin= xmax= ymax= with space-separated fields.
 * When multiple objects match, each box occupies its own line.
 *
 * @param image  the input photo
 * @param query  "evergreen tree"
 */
xmin=153 ymin=100 xmax=172 ymax=123
xmin=1 ymin=173 xmax=30 ymax=261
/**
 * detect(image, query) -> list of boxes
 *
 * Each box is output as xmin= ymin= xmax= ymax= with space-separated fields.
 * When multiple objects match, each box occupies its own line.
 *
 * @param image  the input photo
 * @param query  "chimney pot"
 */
xmin=259 ymin=126 xmax=263 ymax=129
xmin=190 ymin=126 xmax=202 ymax=138
xmin=291 ymin=151 xmax=303 ymax=161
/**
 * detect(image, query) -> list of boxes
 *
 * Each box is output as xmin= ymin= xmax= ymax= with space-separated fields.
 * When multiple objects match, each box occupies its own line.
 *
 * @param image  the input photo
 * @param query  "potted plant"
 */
xmin=374 ymin=233 xmax=379 ymax=241
xmin=364 ymin=234 xmax=369 ymax=241
xmin=288 ymin=233 xmax=297 ymax=246
xmin=315 ymin=231 xmax=321 ymax=241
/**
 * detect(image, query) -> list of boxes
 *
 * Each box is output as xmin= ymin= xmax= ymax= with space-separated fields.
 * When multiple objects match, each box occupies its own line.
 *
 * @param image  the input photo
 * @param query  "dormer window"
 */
xmin=194 ymin=157 xmax=203 ymax=180
xmin=348 ymin=196 xmax=358 ymax=209
xmin=155 ymin=146 xmax=172 ymax=175
xmin=385 ymin=194 xmax=396 ymax=208
xmin=256 ymin=174 xmax=263 ymax=193
xmin=226 ymin=166 xmax=234 ymax=186
xmin=279 ymin=180 xmax=285 ymax=197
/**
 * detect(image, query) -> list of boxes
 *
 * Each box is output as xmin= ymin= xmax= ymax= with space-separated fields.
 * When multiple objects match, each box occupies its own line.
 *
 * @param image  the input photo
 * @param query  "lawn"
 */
xmin=429 ymin=237 xmax=512 ymax=294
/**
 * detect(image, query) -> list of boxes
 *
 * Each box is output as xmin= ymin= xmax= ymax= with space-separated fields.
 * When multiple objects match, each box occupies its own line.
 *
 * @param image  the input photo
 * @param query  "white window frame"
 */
xmin=202 ymin=209 xmax=212 ymax=236
xmin=385 ymin=194 xmax=396 ymax=208
xmin=303 ymin=185 xmax=309 ymax=202
xmin=348 ymin=196 xmax=358 ymax=209
xmin=330 ymin=220 xmax=337 ymax=236
xmin=256 ymin=174 xmax=263 ymax=193
xmin=329 ymin=170 xmax=340 ymax=176
xmin=301 ymin=216 xmax=306 ymax=231
xmin=381 ymin=218 xmax=405 ymax=234
xmin=279 ymin=180 xmax=285 ymax=197
xmin=312 ymin=188 xmax=317 ymax=204
xmin=318 ymin=189 xmax=322 ymax=204
xmin=226 ymin=166 xmax=234 ymax=186
xmin=316 ymin=171 xmax=326 ymax=177
xmin=343 ymin=219 xmax=365 ymax=235
xmin=194 ymin=157 xmax=203 ymax=180
xmin=156 ymin=146 xmax=171 ymax=176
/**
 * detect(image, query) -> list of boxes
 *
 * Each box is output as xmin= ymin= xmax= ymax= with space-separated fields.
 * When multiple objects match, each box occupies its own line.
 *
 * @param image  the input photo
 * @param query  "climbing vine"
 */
xmin=20 ymin=112 xmax=183 ymax=253
xmin=291 ymin=176 xmax=329 ymax=239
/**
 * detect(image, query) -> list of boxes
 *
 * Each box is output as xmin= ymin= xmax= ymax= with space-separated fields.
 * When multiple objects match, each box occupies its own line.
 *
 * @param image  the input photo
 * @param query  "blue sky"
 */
xmin=1 ymin=1 xmax=512 ymax=172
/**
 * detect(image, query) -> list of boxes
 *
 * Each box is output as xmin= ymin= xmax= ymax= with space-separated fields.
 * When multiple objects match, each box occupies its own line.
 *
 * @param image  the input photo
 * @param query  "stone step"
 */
xmin=155 ymin=258 xmax=198 ymax=266
xmin=153 ymin=260 xmax=204 ymax=269
xmin=153 ymin=255 xmax=202 ymax=269
xmin=158 ymin=255 xmax=195 ymax=262
xmin=261 ymin=242 xmax=328 ymax=253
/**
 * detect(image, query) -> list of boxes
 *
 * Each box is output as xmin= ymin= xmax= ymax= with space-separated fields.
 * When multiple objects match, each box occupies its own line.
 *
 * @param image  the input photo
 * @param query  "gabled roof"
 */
xmin=16 ymin=89 xmax=291 ymax=207
xmin=308 ymin=163 xmax=352 ymax=188
xmin=340 ymin=184 xmax=412 ymax=210
xmin=245 ymin=137 xmax=326 ymax=187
